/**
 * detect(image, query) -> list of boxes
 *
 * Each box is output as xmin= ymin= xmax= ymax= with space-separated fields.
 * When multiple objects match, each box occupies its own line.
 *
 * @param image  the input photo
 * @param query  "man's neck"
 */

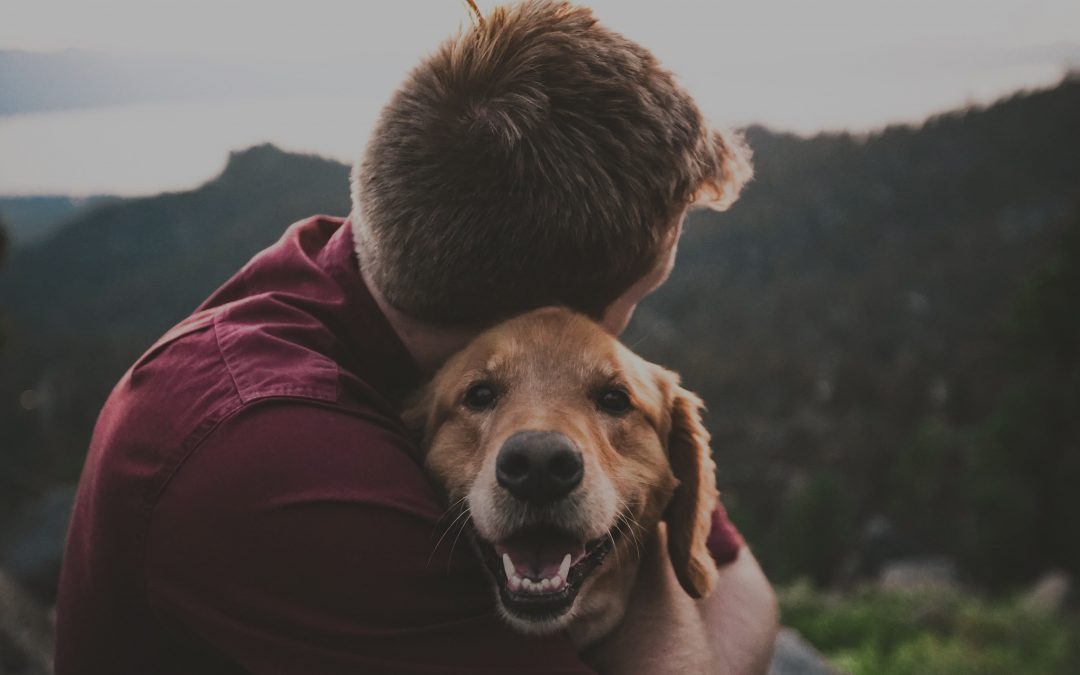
xmin=360 ymin=265 xmax=482 ymax=377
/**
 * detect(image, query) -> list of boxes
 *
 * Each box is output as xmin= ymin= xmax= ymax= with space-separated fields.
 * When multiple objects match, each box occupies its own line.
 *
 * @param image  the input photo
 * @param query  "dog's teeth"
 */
xmin=503 ymin=556 xmax=571 ymax=594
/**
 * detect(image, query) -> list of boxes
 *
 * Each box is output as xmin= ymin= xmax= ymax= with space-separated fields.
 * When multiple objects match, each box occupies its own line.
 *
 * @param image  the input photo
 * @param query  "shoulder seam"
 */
xmin=212 ymin=311 xmax=243 ymax=401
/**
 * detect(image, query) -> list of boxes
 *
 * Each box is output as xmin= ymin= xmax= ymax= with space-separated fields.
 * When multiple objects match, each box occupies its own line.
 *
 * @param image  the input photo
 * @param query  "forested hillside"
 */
xmin=629 ymin=76 xmax=1080 ymax=588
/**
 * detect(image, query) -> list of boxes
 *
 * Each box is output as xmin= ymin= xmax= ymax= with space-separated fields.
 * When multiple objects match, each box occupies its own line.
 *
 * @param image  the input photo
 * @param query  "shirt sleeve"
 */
xmin=145 ymin=401 xmax=594 ymax=675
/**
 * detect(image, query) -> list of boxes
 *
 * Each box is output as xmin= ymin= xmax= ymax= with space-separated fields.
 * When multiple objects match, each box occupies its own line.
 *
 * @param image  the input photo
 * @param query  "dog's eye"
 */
xmin=597 ymin=388 xmax=632 ymax=415
xmin=464 ymin=383 xmax=497 ymax=410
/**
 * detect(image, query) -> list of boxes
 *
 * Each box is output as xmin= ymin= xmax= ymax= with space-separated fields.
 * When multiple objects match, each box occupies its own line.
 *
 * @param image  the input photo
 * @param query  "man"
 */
xmin=55 ymin=2 xmax=777 ymax=672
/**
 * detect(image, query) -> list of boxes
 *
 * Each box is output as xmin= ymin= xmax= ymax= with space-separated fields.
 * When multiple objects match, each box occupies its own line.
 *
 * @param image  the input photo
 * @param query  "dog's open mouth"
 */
xmin=475 ymin=525 xmax=615 ymax=621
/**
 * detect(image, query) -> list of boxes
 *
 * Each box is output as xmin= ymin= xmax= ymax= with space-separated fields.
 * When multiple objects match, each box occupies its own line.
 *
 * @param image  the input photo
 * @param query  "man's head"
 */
xmin=352 ymin=0 xmax=751 ymax=327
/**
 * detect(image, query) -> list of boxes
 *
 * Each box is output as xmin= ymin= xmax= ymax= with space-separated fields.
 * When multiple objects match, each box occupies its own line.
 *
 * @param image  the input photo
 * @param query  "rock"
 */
xmin=1021 ymin=570 xmax=1073 ymax=614
xmin=769 ymin=627 xmax=838 ymax=675
xmin=878 ymin=556 xmax=958 ymax=592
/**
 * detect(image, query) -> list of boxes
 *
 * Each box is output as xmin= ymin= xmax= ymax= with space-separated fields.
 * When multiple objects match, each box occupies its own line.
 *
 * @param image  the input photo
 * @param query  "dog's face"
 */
xmin=406 ymin=308 xmax=718 ymax=639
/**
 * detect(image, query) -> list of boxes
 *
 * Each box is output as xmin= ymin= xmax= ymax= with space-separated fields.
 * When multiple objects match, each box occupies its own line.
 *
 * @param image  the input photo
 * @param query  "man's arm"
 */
xmin=583 ymin=524 xmax=778 ymax=675
xmin=701 ymin=547 xmax=780 ymax=674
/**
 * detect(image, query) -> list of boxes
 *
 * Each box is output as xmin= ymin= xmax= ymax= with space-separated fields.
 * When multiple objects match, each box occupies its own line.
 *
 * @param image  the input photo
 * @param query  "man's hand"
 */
xmin=582 ymin=524 xmax=778 ymax=674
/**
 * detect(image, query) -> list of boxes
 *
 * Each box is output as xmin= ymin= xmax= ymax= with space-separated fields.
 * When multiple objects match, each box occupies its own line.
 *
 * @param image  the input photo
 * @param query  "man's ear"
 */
xmin=664 ymin=385 xmax=720 ymax=599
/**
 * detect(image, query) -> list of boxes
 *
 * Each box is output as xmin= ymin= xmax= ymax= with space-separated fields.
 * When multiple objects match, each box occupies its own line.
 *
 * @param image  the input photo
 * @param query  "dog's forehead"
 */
xmin=493 ymin=310 xmax=608 ymax=364
xmin=451 ymin=309 xmax=654 ymax=387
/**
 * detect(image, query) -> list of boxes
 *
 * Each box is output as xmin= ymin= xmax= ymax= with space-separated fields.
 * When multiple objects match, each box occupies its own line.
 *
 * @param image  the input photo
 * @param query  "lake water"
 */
xmin=0 ymin=60 xmax=1066 ymax=197
xmin=0 ymin=96 xmax=383 ymax=197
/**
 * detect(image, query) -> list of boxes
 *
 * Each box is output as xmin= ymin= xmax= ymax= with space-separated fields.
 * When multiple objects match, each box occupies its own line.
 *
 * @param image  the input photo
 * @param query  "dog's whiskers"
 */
xmin=615 ymin=519 xmax=638 ymax=559
xmin=435 ymin=495 xmax=470 ymax=527
xmin=614 ymin=512 xmax=644 ymax=558
xmin=626 ymin=326 xmax=654 ymax=351
xmin=626 ymin=511 xmax=647 ymax=544
xmin=446 ymin=509 xmax=473 ymax=570
xmin=429 ymin=503 xmax=472 ymax=566
xmin=607 ymin=529 xmax=622 ymax=569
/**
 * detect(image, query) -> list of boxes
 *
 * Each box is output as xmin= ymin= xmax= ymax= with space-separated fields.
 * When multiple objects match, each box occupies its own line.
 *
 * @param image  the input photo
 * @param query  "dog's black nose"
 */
xmin=496 ymin=431 xmax=584 ymax=504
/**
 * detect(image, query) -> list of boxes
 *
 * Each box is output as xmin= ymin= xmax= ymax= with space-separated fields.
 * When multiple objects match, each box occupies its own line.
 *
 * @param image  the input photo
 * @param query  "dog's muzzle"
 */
xmin=472 ymin=430 xmax=618 ymax=624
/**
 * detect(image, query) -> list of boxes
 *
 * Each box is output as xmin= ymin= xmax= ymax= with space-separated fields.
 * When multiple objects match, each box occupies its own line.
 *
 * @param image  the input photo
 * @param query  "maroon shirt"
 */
xmin=54 ymin=216 xmax=742 ymax=674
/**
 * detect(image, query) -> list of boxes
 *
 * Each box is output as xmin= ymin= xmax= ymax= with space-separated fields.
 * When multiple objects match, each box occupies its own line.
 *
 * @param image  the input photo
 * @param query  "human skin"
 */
xmin=362 ymin=206 xmax=779 ymax=673
xmin=582 ymin=527 xmax=778 ymax=674
xmin=370 ymin=210 xmax=685 ymax=377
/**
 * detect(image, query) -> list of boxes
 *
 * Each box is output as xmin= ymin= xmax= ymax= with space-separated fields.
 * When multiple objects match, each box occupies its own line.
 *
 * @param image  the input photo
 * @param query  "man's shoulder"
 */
xmin=183 ymin=399 xmax=434 ymax=515
xmin=124 ymin=316 xmax=423 ymax=512
xmin=144 ymin=401 xmax=451 ymax=604
xmin=110 ymin=299 xmax=342 ymax=452
xmin=92 ymin=295 xmax=402 ymax=520
xmin=156 ymin=213 xmax=411 ymax=413
xmin=119 ymin=275 xmax=382 ymax=442
xmin=209 ymin=296 xmax=341 ymax=406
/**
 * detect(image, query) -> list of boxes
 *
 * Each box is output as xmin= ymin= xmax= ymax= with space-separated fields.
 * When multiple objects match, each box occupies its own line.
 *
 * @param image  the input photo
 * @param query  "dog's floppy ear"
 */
xmin=664 ymin=384 xmax=720 ymax=599
xmin=399 ymin=385 xmax=436 ymax=455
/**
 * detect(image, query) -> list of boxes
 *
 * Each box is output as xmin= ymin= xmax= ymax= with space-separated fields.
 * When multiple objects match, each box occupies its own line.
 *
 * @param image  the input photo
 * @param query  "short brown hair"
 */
xmin=352 ymin=0 xmax=751 ymax=323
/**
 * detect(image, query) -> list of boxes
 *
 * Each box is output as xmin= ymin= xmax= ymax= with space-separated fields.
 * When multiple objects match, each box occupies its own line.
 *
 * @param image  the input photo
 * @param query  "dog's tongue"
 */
xmin=493 ymin=528 xmax=587 ymax=580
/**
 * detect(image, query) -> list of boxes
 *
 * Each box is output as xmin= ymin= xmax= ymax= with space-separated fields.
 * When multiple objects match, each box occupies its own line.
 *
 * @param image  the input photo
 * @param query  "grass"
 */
xmin=778 ymin=581 xmax=1079 ymax=674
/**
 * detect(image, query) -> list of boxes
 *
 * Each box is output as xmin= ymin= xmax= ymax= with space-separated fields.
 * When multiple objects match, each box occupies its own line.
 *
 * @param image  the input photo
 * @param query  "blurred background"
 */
xmin=1 ymin=1 xmax=1079 ymax=672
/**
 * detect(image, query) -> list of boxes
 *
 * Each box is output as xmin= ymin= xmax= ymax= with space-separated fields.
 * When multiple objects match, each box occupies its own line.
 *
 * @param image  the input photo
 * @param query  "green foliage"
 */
xmin=1009 ymin=218 xmax=1080 ymax=365
xmin=871 ymin=210 xmax=1080 ymax=588
xmin=886 ymin=418 xmax=966 ymax=552
xmin=780 ymin=583 xmax=1079 ymax=675
xmin=960 ymin=210 xmax=1080 ymax=586
xmin=773 ymin=471 xmax=858 ymax=585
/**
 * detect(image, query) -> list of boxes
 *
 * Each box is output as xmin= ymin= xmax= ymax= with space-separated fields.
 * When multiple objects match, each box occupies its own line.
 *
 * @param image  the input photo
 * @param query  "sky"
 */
xmin=2 ymin=0 xmax=1079 ymax=195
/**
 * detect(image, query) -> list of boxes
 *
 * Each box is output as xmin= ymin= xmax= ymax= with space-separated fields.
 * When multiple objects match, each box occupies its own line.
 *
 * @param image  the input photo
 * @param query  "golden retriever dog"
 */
xmin=405 ymin=307 xmax=719 ymax=646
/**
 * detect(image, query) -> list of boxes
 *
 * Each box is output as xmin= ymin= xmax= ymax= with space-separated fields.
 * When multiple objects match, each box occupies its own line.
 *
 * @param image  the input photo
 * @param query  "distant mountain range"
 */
xmin=1 ymin=77 xmax=1078 ymax=590
xmin=1 ymin=144 xmax=350 ymax=339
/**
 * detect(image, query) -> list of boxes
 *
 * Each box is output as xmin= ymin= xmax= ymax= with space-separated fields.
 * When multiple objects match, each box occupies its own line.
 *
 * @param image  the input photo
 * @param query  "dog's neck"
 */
xmin=359 ymin=265 xmax=484 ymax=377
xmin=568 ymin=556 xmax=643 ymax=648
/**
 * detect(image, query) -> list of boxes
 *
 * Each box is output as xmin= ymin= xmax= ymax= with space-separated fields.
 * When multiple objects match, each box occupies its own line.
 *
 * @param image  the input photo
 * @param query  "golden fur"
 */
xmin=405 ymin=307 xmax=718 ymax=645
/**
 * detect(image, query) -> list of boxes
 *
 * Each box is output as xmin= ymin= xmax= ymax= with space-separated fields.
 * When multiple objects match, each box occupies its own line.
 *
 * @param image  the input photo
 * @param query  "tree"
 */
xmin=962 ymin=204 xmax=1080 ymax=586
